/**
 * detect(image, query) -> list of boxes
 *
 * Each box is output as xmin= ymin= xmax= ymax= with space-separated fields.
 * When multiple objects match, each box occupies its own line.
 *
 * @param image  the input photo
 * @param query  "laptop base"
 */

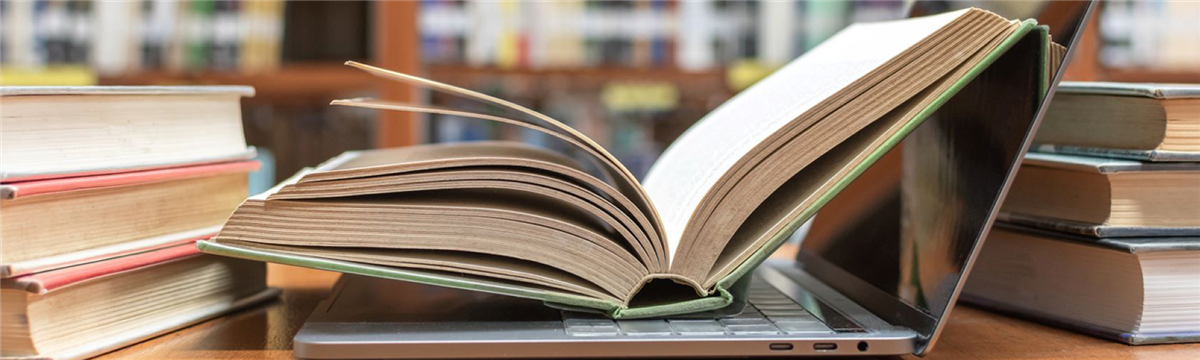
xmin=294 ymin=261 xmax=917 ymax=359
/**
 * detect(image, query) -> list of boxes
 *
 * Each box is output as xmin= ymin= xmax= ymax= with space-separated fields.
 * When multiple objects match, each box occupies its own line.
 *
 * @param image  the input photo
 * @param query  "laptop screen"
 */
xmin=796 ymin=0 xmax=1094 ymax=354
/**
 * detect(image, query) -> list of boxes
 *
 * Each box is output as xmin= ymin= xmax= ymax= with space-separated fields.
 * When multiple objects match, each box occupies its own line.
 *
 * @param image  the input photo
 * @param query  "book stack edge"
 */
xmin=964 ymin=82 xmax=1200 ymax=345
xmin=0 ymin=86 xmax=276 ymax=360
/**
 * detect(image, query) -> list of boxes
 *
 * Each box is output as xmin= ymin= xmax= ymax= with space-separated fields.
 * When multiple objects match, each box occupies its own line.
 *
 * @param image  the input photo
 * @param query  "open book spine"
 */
xmin=198 ymin=20 xmax=1043 ymax=319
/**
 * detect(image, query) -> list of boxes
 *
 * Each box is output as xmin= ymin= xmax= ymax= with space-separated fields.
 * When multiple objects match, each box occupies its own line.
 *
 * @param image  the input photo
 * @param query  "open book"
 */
xmin=200 ymin=8 xmax=1048 ymax=318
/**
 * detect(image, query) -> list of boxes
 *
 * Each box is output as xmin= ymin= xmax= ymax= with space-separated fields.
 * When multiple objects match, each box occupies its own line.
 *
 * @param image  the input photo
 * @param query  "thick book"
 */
xmin=0 ymin=161 xmax=259 ymax=277
xmin=0 ymin=243 xmax=278 ymax=360
xmin=962 ymin=224 xmax=1200 ymax=345
xmin=0 ymin=85 xmax=256 ymax=182
xmin=201 ymin=9 xmax=1049 ymax=318
xmin=1000 ymin=152 xmax=1200 ymax=237
xmin=1033 ymin=82 xmax=1200 ymax=162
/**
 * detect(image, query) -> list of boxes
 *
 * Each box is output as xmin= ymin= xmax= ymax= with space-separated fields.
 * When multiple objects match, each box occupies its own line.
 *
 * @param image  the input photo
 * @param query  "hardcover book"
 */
xmin=0 ymin=161 xmax=259 ymax=277
xmin=963 ymin=223 xmax=1200 ymax=345
xmin=1001 ymin=152 xmax=1200 ymax=237
xmin=201 ymin=8 xmax=1052 ymax=318
xmin=1033 ymin=82 xmax=1200 ymax=162
xmin=0 ymin=85 xmax=256 ymax=182
xmin=0 ymin=243 xmax=277 ymax=360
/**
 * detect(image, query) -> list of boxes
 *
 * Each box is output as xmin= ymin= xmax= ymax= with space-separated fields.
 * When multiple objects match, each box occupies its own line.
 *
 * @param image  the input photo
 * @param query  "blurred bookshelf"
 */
xmin=1061 ymin=0 xmax=1200 ymax=83
xmin=414 ymin=0 xmax=909 ymax=178
xmin=2 ymin=0 xmax=1198 ymax=181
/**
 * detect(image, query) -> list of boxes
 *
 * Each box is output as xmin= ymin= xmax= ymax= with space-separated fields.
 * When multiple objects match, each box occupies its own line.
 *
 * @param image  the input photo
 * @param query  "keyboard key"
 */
xmin=750 ymin=296 xmax=792 ymax=303
xmin=761 ymin=309 xmax=815 ymax=318
xmin=561 ymin=311 xmax=609 ymax=320
xmin=565 ymin=326 xmax=622 ymax=337
xmin=754 ymin=303 xmax=805 ymax=311
xmin=563 ymin=319 xmax=620 ymax=337
xmin=726 ymin=323 xmax=781 ymax=335
xmin=563 ymin=316 xmax=621 ymax=337
xmin=668 ymin=320 xmax=727 ymax=335
xmin=720 ymin=318 xmax=772 ymax=326
xmin=732 ymin=309 xmax=765 ymax=319
xmin=751 ymin=298 xmax=800 ymax=306
xmin=617 ymin=320 xmax=674 ymax=336
xmin=564 ymin=318 xmax=616 ymax=327
xmin=774 ymin=320 xmax=835 ymax=334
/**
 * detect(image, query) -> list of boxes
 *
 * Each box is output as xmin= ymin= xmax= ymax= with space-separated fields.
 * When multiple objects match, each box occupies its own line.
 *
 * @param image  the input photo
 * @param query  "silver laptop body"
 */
xmin=294 ymin=1 xmax=1095 ymax=358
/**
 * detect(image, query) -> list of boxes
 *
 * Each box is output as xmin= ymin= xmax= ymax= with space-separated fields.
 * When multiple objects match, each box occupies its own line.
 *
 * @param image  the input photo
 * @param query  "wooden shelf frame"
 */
xmin=99 ymin=63 xmax=376 ymax=102
xmin=373 ymin=1 xmax=420 ymax=148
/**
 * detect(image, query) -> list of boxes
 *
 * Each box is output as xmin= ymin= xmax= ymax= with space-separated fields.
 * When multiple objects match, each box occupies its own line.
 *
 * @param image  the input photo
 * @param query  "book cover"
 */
xmin=0 ymin=227 xmax=220 ymax=279
xmin=1021 ymin=152 xmax=1200 ymax=174
xmin=1058 ymin=81 xmax=1200 ymax=99
xmin=1033 ymin=145 xmax=1200 ymax=162
xmin=4 ymin=243 xmax=203 ymax=294
xmin=997 ymin=212 xmax=1200 ymax=238
xmin=0 ymin=160 xmax=259 ymax=199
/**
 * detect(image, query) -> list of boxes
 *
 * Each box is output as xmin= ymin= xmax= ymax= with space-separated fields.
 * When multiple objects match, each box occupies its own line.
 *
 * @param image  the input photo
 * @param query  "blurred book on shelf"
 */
xmin=1098 ymin=0 xmax=1200 ymax=72
xmin=0 ymin=0 xmax=287 ymax=75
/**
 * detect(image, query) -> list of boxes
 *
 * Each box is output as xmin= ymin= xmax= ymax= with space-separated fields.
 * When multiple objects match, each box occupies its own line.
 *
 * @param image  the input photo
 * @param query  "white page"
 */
xmin=643 ymin=9 xmax=971 ymax=262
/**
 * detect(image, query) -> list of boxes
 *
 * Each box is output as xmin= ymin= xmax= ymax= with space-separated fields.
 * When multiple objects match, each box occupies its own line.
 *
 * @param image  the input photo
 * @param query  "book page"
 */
xmin=272 ymin=142 xmax=666 ymax=272
xmin=643 ymin=9 xmax=971 ymax=261
xmin=219 ymin=240 xmax=619 ymax=302
xmin=333 ymin=62 xmax=667 ymax=253
xmin=223 ymin=187 xmax=648 ymax=299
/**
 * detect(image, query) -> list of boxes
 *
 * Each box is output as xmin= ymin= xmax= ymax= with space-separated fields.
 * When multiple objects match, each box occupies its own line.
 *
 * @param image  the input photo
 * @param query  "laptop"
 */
xmin=293 ymin=1 xmax=1096 ymax=358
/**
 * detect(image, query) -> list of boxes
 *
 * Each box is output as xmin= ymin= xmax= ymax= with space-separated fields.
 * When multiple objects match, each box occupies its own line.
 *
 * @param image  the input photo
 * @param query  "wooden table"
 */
xmin=99 ymin=263 xmax=1198 ymax=360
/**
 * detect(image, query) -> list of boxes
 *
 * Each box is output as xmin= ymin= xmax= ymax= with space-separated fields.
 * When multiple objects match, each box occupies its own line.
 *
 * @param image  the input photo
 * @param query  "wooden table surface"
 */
xmin=99 ymin=263 xmax=1199 ymax=360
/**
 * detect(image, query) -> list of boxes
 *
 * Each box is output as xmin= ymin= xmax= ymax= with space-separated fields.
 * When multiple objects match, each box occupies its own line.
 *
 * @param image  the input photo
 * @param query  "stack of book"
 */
xmin=964 ymin=82 xmax=1200 ymax=345
xmin=0 ymin=86 xmax=276 ymax=360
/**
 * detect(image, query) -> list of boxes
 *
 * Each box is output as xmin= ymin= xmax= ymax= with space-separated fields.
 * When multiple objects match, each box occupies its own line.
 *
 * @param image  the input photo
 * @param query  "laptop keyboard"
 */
xmin=562 ymin=279 xmax=853 ymax=337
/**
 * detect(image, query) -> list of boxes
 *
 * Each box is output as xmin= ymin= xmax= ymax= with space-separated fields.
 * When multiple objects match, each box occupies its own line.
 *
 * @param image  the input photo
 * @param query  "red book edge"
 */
xmin=0 ymin=227 xmax=219 ymax=278
xmin=3 ymin=243 xmax=204 ymax=295
xmin=0 ymin=160 xmax=260 ymax=200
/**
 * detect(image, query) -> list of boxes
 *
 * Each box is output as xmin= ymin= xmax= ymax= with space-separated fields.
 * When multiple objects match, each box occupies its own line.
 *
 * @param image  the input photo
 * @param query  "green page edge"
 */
xmin=197 ymin=19 xmax=1041 ymax=319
